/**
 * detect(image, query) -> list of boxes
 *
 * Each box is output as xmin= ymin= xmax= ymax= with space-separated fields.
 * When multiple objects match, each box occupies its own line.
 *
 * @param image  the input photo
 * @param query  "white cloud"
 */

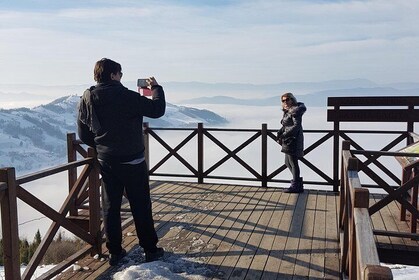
xmin=0 ymin=0 xmax=418 ymax=86
xmin=56 ymin=7 xmax=150 ymax=19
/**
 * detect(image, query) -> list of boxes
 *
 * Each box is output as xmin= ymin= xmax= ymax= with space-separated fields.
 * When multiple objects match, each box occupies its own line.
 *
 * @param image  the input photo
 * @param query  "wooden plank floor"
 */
xmin=56 ymin=181 xmax=341 ymax=279
xmin=370 ymin=193 xmax=419 ymax=265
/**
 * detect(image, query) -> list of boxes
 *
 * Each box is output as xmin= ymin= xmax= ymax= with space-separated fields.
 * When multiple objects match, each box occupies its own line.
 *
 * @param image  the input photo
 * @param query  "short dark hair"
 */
xmin=93 ymin=58 xmax=122 ymax=83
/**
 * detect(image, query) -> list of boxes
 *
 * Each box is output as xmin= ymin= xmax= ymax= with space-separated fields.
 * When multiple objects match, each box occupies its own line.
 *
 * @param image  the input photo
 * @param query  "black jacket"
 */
xmin=277 ymin=102 xmax=306 ymax=157
xmin=77 ymin=80 xmax=165 ymax=162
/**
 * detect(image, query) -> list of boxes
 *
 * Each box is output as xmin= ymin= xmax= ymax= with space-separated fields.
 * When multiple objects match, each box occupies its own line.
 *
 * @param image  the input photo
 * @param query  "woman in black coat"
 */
xmin=277 ymin=92 xmax=306 ymax=193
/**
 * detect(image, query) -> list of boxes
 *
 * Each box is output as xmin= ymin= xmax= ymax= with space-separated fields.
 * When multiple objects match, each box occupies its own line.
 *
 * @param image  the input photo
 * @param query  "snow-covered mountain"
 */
xmin=0 ymin=95 xmax=227 ymax=174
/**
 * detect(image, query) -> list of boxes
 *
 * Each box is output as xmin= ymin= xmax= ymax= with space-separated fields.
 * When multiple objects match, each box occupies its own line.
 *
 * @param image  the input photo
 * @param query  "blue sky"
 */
xmin=1 ymin=0 xmax=418 ymax=85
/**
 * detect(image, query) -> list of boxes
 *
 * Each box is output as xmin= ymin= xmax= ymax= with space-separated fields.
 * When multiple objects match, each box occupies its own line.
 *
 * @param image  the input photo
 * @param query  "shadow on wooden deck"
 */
xmin=57 ymin=181 xmax=341 ymax=279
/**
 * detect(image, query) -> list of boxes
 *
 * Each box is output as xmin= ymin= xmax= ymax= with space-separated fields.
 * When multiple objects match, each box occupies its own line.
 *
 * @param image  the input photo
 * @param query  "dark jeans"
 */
xmin=284 ymin=153 xmax=300 ymax=181
xmin=99 ymin=160 xmax=158 ymax=254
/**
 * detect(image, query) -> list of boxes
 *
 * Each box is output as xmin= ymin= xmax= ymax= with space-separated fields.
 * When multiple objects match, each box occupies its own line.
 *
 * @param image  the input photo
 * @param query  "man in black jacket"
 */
xmin=77 ymin=58 xmax=165 ymax=265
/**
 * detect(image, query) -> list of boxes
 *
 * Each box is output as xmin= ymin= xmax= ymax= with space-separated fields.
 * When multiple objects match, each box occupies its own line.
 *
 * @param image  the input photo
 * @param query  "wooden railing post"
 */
xmin=407 ymin=105 xmax=414 ymax=145
xmin=411 ymin=167 xmax=418 ymax=233
xmin=404 ymin=132 xmax=418 ymax=226
xmin=340 ymin=141 xmax=351 ymax=228
xmin=339 ymin=142 xmax=349 ymax=273
xmin=198 ymin=123 xmax=204 ymax=184
xmin=400 ymin=168 xmax=410 ymax=222
xmin=261 ymin=123 xmax=268 ymax=188
xmin=349 ymin=159 xmax=362 ymax=280
xmin=344 ymin=155 xmax=392 ymax=280
xmin=67 ymin=133 xmax=78 ymax=216
xmin=333 ymin=105 xmax=340 ymax=192
xmin=87 ymin=147 xmax=102 ymax=256
xmin=0 ymin=168 xmax=22 ymax=280
xmin=400 ymin=161 xmax=418 ymax=234
xmin=341 ymin=151 xmax=359 ymax=278
xmin=364 ymin=265 xmax=393 ymax=279
xmin=352 ymin=187 xmax=392 ymax=280
xmin=143 ymin=122 xmax=150 ymax=169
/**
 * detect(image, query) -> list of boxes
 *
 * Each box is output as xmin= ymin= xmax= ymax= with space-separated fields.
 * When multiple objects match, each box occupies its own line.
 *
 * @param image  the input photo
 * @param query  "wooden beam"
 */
xmin=328 ymin=109 xmax=419 ymax=122
xmin=354 ymin=208 xmax=382 ymax=279
xmin=67 ymin=133 xmax=78 ymax=216
xmin=36 ymin=246 xmax=92 ymax=280
xmin=364 ymin=265 xmax=393 ymax=280
xmin=0 ymin=168 xmax=21 ymax=280
xmin=327 ymin=96 xmax=419 ymax=107
xmin=16 ymin=158 xmax=92 ymax=185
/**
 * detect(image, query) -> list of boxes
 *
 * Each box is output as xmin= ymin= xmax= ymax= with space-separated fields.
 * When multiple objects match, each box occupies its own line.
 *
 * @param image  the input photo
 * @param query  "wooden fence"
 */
xmin=328 ymin=95 xmax=419 ymax=192
xmin=341 ymin=137 xmax=419 ymax=260
xmin=143 ymin=125 xmax=414 ymax=193
xmin=143 ymin=123 xmax=338 ymax=189
xmin=340 ymin=141 xmax=393 ymax=279
xmin=0 ymin=135 xmax=101 ymax=280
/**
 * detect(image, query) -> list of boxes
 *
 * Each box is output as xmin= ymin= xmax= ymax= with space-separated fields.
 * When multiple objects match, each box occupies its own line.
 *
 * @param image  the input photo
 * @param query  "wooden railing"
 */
xmin=340 ymin=136 xmax=419 ymax=264
xmin=143 ymin=123 xmax=415 ymax=193
xmin=328 ymin=96 xmax=419 ymax=192
xmin=0 ymin=135 xmax=102 ymax=280
xmin=143 ymin=123 xmax=340 ymax=188
xmin=340 ymin=141 xmax=393 ymax=279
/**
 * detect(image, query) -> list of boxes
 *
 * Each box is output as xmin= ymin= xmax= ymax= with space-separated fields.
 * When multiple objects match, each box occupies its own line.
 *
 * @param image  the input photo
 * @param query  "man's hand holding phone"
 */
xmin=137 ymin=77 xmax=158 ymax=96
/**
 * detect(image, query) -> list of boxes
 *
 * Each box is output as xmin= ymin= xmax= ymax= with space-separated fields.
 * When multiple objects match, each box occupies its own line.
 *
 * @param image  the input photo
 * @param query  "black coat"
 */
xmin=277 ymin=102 xmax=306 ymax=157
xmin=77 ymin=81 xmax=165 ymax=162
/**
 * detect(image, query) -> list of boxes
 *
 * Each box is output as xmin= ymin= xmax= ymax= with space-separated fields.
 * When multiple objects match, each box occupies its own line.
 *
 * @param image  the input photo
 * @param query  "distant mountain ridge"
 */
xmin=167 ymin=78 xmax=380 ymax=93
xmin=0 ymin=95 xmax=227 ymax=174
xmin=180 ymin=87 xmax=419 ymax=107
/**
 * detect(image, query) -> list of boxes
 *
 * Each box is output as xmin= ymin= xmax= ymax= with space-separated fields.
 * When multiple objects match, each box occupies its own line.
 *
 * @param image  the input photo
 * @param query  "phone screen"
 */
xmin=137 ymin=79 xmax=148 ymax=88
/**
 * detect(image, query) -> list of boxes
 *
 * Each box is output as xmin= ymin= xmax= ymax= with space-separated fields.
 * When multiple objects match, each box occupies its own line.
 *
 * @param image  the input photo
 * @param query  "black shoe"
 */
xmin=284 ymin=187 xmax=304 ymax=193
xmin=109 ymin=249 xmax=126 ymax=266
xmin=284 ymin=178 xmax=304 ymax=193
xmin=145 ymin=247 xmax=164 ymax=262
xmin=284 ymin=185 xmax=304 ymax=193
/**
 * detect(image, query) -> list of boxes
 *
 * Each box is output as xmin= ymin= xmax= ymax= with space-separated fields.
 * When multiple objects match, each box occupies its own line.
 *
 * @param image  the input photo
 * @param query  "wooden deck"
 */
xmin=56 ymin=181 xmax=340 ymax=279
xmin=55 ymin=181 xmax=418 ymax=279
xmin=371 ymin=193 xmax=419 ymax=266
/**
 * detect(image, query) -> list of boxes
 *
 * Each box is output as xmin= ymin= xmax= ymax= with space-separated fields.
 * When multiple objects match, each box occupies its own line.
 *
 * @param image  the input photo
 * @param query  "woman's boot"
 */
xmin=296 ymin=177 xmax=304 ymax=193
xmin=284 ymin=180 xmax=297 ymax=193
xmin=285 ymin=178 xmax=304 ymax=193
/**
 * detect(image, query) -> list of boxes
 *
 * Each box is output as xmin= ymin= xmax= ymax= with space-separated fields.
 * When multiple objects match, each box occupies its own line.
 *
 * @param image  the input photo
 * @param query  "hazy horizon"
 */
xmin=1 ymin=77 xmax=419 ymax=110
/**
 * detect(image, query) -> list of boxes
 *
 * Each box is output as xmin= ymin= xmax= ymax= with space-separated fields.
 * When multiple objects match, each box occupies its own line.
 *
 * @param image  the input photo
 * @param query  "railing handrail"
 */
xmin=16 ymin=158 xmax=93 ymax=185
xmin=328 ymin=95 xmax=419 ymax=107
xmin=340 ymin=141 xmax=393 ymax=279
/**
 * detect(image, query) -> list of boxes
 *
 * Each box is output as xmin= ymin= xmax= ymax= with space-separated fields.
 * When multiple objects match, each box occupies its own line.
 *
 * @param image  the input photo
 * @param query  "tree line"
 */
xmin=0 ymin=230 xmax=85 ymax=266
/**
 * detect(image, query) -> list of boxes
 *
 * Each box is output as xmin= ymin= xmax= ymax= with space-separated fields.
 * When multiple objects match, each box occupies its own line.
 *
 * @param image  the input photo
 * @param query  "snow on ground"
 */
xmin=0 ymin=264 xmax=55 ymax=280
xmin=112 ymin=256 xmax=215 ymax=280
xmin=1 ymin=259 xmax=419 ymax=279
xmin=96 ymin=245 xmax=219 ymax=280
xmin=382 ymin=264 xmax=419 ymax=280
